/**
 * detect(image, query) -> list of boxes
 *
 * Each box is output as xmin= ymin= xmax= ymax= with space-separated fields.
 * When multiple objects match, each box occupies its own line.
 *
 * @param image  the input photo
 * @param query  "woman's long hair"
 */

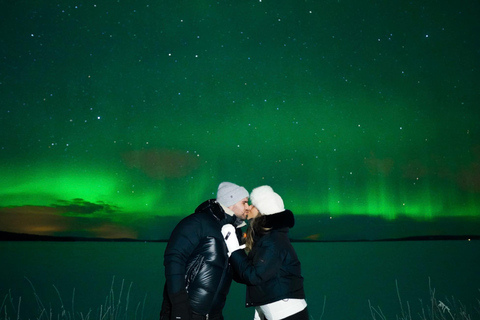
xmin=245 ymin=213 xmax=271 ymax=252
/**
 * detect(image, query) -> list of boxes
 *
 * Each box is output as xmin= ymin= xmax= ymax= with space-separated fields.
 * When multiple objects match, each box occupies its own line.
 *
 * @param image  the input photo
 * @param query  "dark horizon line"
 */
xmin=0 ymin=230 xmax=479 ymax=243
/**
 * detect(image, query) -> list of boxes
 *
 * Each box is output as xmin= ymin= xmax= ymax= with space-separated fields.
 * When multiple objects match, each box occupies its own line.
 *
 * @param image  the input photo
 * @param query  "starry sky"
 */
xmin=1 ymin=0 xmax=479 ymax=241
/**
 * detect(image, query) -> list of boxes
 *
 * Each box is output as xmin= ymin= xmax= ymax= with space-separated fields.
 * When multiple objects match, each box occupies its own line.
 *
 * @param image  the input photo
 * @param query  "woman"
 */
xmin=222 ymin=185 xmax=309 ymax=320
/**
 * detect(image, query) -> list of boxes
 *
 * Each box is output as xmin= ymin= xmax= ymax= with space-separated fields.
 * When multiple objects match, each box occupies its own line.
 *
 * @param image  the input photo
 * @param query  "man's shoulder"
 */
xmin=195 ymin=199 xmax=227 ymax=221
xmin=194 ymin=199 xmax=222 ymax=213
xmin=178 ymin=206 xmax=218 ymax=226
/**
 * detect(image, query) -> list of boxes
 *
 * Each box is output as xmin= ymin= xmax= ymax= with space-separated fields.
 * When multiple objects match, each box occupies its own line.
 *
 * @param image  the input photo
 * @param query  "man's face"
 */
xmin=229 ymin=197 xmax=249 ymax=220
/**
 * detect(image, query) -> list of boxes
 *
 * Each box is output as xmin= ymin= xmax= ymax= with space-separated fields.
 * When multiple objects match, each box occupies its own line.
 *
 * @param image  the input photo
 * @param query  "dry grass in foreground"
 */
xmin=2 ymin=277 xmax=479 ymax=320
xmin=0 ymin=277 xmax=147 ymax=320
xmin=369 ymin=279 xmax=480 ymax=320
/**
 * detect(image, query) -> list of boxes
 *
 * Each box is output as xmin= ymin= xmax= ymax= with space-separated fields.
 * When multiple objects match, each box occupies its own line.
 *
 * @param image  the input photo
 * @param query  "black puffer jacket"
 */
xmin=230 ymin=210 xmax=305 ymax=307
xmin=161 ymin=199 xmax=243 ymax=316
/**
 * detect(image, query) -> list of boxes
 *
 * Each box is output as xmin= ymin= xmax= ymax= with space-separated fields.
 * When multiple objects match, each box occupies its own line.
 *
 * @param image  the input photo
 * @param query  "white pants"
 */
xmin=254 ymin=299 xmax=307 ymax=320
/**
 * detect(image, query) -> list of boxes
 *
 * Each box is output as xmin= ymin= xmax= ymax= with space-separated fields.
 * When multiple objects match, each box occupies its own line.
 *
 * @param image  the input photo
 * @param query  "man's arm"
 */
xmin=163 ymin=215 xmax=203 ymax=319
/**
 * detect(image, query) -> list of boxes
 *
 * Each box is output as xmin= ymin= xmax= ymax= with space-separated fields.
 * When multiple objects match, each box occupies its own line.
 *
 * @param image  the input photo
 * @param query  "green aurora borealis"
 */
xmin=1 ymin=0 xmax=479 ymax=240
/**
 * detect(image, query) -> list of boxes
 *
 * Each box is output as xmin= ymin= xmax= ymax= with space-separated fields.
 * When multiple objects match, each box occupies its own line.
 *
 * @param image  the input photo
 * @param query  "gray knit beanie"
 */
xmin=216 ymin=182 xmax=249 ymax=207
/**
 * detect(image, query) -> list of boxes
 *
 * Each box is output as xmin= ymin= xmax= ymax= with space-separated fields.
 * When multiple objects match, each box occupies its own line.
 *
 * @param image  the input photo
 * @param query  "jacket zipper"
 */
xmin=206 ymin=244 xmax=229 ymax=318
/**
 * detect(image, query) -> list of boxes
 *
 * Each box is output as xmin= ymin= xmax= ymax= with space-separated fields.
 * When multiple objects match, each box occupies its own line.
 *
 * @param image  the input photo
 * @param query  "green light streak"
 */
xmin=0 ymin=164 xmax=155 ymax=215
xmin=286 ymin=166 xmax=478 ymax=220
xmin=1 ymin=158 xmax=479 ymax=221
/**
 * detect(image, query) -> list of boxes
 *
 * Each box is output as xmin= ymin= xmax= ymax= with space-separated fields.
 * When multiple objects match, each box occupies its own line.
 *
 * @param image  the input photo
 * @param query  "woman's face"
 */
xmin=247 ymin=205 xmax=259 ymax=220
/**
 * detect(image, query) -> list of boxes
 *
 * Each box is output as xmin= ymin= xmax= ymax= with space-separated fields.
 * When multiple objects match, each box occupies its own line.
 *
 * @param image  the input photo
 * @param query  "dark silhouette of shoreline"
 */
xmin=1 ymin=230 xmax=478 ymax=243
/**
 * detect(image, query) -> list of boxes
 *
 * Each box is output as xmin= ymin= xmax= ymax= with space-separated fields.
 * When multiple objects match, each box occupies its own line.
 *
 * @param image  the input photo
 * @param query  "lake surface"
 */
xmin=1 ymin=241 xmax=479 ymax=320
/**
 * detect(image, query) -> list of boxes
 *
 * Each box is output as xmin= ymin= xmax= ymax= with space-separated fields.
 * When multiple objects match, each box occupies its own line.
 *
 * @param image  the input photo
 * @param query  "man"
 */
xmin=160 ymin=182 xmax=249 ymax=320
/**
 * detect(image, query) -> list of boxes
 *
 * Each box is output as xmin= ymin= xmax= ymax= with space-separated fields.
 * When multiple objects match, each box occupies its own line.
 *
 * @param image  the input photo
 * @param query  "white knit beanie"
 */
xmin=216 ymin=182 xmax=249 ymax=207
xmin=250 ymin=185 xmax=285 ymax=215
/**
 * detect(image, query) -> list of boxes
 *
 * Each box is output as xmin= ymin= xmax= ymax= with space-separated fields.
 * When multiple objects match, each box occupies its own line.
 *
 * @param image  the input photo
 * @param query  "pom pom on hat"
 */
xmin=217 ymin=182 xmax=249 ymax=207
xmin=250 ymin=185 xmax=285 ymax=215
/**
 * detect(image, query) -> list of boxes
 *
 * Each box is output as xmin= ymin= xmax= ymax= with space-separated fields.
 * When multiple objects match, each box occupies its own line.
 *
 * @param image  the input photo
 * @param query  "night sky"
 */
xmin=1 ymin=0 xmax=479 ymax=241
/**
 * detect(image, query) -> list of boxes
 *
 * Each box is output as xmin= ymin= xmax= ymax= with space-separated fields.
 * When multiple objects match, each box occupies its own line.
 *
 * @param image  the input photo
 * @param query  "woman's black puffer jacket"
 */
xmin=162 ymin=199 xmax=242 ymax=315
xmin=230 ymin=210 xmax=305 ymax=307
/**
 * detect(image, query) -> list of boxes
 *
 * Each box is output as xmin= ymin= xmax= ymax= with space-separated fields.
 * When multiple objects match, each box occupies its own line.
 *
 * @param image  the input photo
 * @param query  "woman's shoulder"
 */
xmin=256 ymin=229 xmax=290 ymax=246
xmin=271 ymin=228 xmax=292 ymax=243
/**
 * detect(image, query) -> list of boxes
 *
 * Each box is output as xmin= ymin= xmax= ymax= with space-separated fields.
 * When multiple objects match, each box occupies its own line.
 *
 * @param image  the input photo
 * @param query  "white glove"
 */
xmin=221 ymin=224 xmax=245 ymax=256
xmin=254 ymin=308 xmax=264 ymax=320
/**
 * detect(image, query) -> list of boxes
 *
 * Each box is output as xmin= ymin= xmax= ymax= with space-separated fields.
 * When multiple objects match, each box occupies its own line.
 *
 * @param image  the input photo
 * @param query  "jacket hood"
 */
xmin=195 ymin=199 xmax=243 ymax=227
xmin=263 ymin=210 xmax=295 ymax=230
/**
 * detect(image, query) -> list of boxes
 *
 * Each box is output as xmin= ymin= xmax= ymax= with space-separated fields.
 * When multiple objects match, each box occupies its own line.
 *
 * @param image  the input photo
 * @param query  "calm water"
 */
xmin=1 ymin=241 xmax=479 ymax=320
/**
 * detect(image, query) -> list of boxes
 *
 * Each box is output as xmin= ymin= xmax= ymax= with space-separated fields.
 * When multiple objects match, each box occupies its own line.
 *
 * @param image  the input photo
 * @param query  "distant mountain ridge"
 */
xmin=1 ymin=230 xmax=478 ymax=242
